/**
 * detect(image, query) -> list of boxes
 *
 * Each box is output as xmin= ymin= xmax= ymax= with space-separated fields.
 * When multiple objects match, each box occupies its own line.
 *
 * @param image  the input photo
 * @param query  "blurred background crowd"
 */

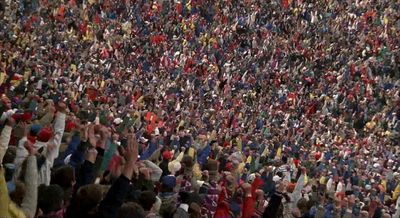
xmin=0 ymin=0 xmax=399 ymax=217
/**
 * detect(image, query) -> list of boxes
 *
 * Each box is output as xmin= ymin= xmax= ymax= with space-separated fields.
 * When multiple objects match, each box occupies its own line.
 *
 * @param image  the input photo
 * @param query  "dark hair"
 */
xmin=51 ymin=165 xmax=75 ymax=189
xmin=181 ymin=155 xmax=194 ymax=169
xmin=9 ymin=181 xmax=25 ymax=206
xmin=38 ymin=184 xmax=64 ymax=214
xmin=138 ymin=191 xmax=157 ymax=211
xmin=3 ymin=146 xmax=16 ymax=165
xmin=116 ymin=202 xmax=145 ymax=218
xmin=161 ymin=183 xmax=174 ymax=193
xmin=74 ymin=184 xmax=103 ymax=213
xmin=179 ymin=191 xmax=191 ymax=204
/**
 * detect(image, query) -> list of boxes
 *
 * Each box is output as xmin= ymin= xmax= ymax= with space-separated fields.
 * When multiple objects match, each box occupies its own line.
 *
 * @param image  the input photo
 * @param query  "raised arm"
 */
xmin=139 ymin=142 xmax=157 ymax=160
xmin=291 ymin=167 xmax=306 ymax=208
xmin=0 ymin=167 xmax=9 ymax=217
xmin=20 ymin=142 xmax=38 ymax=218
xmin=46 ymin=103 xmax=67 ymax=165
xmin=0 ymin=118 xmax=14 ymax=162
xmin=76 ymin=147 xmax=98 ymax=189
xmin=142 ymin=160 xmax=163 ymax=182
xmin=394 ymin=196 xmax=400 ymax=218
xmin=39 ymin=103 xmax=66 ymax=185
xmin=98 ymin=133 xmax=138 ymax=218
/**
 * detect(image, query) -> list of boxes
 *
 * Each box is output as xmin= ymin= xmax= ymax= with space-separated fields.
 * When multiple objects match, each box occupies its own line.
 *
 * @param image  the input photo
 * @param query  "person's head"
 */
xmin=162 ymin=150 xmax=173 ymax=162
xmin=138 ymin=191 xmax=157 ymax=211
xmin=116 ymin=202 xmax=145 ymax=218
xmin=161 ymin=175 xmax=176 ymax=193
xmin=179 ymin=191 xmax=191 ymax=204
xmin=255 ymin=189 xmax=264 ymax=201
xmin=37 ymin=127 xmax=53 ymax=142
xmin=201 ymin=170 xmax=209 ymax=182
xmin=74 ymin=184 xmax=104 ymax=215
xmin=360 ymin=210 xmax=369 ymax=217
xmin=296 ymin=198 xmax=309 ymax=215
xmin=9 ymin=181 xmax=25 ymax=206
xmin=178 ymin=126 xmax=185 ymax=137
xmin=168 ymin=160 xmax=182 ymax=176
xmin=189 ymin=202 xmax=201 ymax=218
xmin=51 ymin=165 xmax=75 ymax=190
xmin=37 ymin=184 xmax=64 ymax=215
xmin=205 ymin=159 xmax=219 ymax=182
xmin=181 ymin=155 xmax=194 ymax=172
xmin=30 ymin=124 xmax=42 ymax=137
xmin=292 ymin=208 xmax=301 ymax=218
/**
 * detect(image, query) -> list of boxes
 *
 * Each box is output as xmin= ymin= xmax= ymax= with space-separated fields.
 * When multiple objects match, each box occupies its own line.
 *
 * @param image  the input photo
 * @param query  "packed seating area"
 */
xmin=0 ymin=0 xmax=399 ymax=217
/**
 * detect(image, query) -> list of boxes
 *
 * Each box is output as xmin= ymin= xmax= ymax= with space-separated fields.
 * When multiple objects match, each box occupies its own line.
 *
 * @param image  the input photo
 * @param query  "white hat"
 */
xmin=154 ymin=128 xmax=160 ymax=136
xmin=373 ymin=163 xmax=380 ymax=168
xmin=197 ymin=181 xmax=205 ymax=187
xmin=113 ymin=118 xmax=123 ymax=125
xmin=273 ymin=175 xmax=282 ymax=182
xmin=64 ymin=154 xmax=72 ymax=165
xmin=140 ymin=137 xmax=148 ymax=143
xmin=168 ymin=161 xmax=182 ymax=175
xmin=365 ymin=184 xmax=372 ymax=190
xmin=247 ymin=173 xmax=256 ymax=183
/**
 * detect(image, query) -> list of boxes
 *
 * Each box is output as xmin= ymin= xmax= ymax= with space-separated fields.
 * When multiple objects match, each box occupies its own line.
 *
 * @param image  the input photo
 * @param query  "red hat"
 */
xmin=12 ymin=112 xmax=32 ymax=122
xmin=37 ymin=128 xmax=53 ymax=142
xmin=21 ymin=112 xmax=32 ymax=121
xmin=162 ymin=150 xmax=173 ymax=160
xmin=287 ymin=183 xmax=296 ymax=193
xmin=293 ymin=159 xmax=300 ymax=167
xmin=314 ymin=151 xmax=322 ymax=161
xmin=224 ymin=162 xmax=233 ymax=171
xmin=12 ymin=113 xmax=22 ymax=121
xmin=65 ymin=121 xmax=76 ymax=132
xmin=69 ymin=103 xmax=78 ymax=113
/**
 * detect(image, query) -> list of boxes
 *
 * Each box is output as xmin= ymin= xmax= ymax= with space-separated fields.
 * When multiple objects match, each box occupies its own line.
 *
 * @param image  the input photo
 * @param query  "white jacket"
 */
xmin=0 ymin=125 xmax=12 ymax=163
xmin=394 ymin=196 xmax=400 ymax=218
xmin=14 ymin=112 xmax=66 ymax=185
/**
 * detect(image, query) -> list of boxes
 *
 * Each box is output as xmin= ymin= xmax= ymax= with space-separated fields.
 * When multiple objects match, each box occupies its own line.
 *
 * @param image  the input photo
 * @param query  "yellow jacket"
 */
xmin=393 ymin=182 xmax=400 ymax=200
xmin=0 ymin=168 xmax=26 ymax=218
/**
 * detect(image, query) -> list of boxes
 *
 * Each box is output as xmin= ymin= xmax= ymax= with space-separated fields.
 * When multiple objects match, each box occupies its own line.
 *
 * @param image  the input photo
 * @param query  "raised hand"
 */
xmin=19 ymin=121 xmax=31 ymax=137
xmin=87 ymin=124 xmax=98 ymax=147
xmin=80 ymin=124 xmax=89 ymax=142
xmin=300 ymin=166 xmax=307 ymax=175
xmin=56 ymin=102 xmax=67 ymax=113
xmin=125 ymin=133 xmax=138 ymax=164
xmin=24 ymin=140 xmax=37 ymax=156
xmin=122 ymin=133 xmax=138 ymax=180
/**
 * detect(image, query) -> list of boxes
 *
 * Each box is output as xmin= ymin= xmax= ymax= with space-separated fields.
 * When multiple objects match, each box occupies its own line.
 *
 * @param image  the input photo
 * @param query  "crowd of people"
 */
xmin=0 ymin=0 xmax=399 ymax=217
